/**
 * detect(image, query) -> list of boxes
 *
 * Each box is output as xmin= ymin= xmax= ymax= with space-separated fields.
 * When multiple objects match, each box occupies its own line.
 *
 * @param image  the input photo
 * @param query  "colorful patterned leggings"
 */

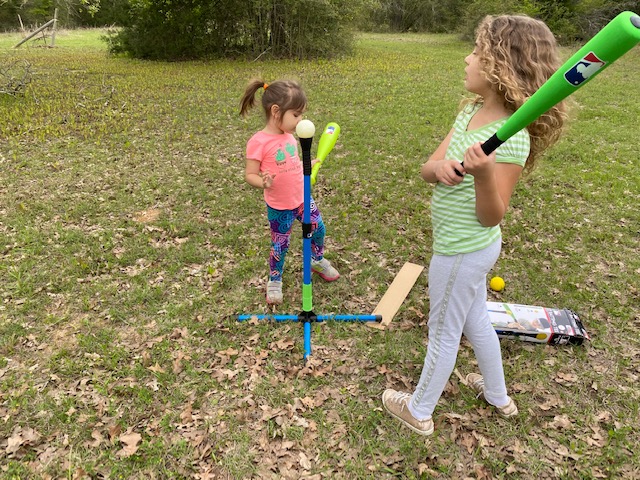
xmin=267 ymin=199 xmax=325 ymax=282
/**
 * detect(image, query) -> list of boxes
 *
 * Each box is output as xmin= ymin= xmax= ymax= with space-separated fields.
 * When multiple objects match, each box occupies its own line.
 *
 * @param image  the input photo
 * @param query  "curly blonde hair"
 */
xmin=471 ymin=15 xmax=567 ymax=171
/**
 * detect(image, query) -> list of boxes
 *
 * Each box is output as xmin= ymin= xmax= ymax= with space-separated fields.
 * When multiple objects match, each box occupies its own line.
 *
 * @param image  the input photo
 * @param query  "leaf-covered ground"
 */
xmin=0 ymin=30 xmax=638 ymax=479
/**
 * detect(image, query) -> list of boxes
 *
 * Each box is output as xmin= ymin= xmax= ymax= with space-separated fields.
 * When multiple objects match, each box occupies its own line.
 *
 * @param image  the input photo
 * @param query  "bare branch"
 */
xmin=0 ymin=59 xmax=33 ymax=97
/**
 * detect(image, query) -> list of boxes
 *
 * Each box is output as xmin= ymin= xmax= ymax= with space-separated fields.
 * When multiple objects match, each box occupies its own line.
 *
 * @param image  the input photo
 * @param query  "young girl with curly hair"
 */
xmin=382 ymin=15 xmax=566 ymax=435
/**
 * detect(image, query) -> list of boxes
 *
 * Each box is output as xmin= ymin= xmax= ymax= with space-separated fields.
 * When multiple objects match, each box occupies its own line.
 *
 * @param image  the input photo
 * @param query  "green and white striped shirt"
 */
xmin=431 ymin=104 xmax=530 ymax=255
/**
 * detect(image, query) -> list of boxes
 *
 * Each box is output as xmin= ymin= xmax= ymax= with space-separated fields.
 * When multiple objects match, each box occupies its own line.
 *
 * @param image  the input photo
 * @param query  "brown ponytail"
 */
xmin=239 ymin=79 xmax=267 ymax=118
xmin=239 ymin=79 xmax=307 ymax=121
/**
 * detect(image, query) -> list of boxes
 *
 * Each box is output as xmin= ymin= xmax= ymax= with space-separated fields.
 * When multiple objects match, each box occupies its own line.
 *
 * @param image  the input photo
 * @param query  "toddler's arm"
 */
xmin=245 ymin=158 xmax=275 ymax=189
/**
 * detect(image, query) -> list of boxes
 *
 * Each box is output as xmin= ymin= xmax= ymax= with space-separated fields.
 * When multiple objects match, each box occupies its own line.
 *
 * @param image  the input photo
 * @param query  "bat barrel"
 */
xmin=311 ymin=122 xmax=340 ymax=185
xmin=494 ymin=11 xmax=640 ymax=144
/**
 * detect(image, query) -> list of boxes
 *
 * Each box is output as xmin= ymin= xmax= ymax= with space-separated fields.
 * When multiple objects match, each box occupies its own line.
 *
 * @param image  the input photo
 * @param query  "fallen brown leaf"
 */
xmin=117 ymin=431 xmax=142 ymax=458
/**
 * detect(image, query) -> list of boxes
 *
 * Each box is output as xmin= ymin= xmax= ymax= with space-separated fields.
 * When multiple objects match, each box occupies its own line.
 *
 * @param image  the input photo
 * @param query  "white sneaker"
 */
xmin=266 ymin=280 xmax=283 ymax=304
xmin=466 ymin=373 xmax=518 ymax=418
xmin=311 ymin=258 xmax=340 ymax=281
xmin=382 ymin=389 xmax=434 ymax=436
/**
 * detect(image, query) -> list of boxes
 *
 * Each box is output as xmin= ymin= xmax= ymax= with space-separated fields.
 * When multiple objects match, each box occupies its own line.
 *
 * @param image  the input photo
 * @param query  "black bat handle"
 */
xmin=455 ymin=133 xmax=505 ymax=177
xmin=480 ymin=133 xmax=504 ymax=155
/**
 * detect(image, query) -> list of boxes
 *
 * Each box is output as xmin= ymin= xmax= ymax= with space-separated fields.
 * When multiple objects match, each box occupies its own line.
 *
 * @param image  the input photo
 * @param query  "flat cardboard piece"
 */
xmin=368 ymin=262 xmax=424 ymax=330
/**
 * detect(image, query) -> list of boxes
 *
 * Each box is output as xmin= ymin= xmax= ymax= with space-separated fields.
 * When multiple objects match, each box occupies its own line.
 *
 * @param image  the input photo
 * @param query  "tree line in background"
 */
xmin=1 ymin=0 xmax=637 ymax=59
xmin=0 ymin=0 xmax=129 ymax=30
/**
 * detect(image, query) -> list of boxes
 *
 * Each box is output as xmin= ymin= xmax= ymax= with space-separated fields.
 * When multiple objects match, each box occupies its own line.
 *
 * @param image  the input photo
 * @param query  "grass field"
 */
xmin=1 ymin=28 xmax=639 ymax=479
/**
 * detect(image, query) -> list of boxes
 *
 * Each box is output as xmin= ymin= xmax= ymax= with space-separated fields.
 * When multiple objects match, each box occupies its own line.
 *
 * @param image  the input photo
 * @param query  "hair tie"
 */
xmin=263 ymin=83 xmax=269 ymax=90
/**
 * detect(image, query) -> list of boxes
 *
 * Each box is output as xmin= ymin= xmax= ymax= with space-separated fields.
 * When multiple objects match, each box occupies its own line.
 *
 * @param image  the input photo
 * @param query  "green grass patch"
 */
xmin=0 ymin=29 xmax=639 ymax=478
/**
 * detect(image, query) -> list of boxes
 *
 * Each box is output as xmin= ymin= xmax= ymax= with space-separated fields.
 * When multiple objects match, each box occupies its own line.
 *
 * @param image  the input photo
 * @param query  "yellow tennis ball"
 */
xmin=490 ymin=276 xmax=505 ymax=292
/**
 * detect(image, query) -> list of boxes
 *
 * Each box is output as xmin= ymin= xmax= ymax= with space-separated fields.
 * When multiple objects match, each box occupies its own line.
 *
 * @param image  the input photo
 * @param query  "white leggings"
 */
xmin=409 ymin=238 xmax=509 ymax=419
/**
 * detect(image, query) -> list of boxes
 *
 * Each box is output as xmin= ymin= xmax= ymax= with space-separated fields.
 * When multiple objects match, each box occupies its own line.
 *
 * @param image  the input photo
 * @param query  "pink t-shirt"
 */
xmin=246 ymin=131 xmax=303 ymax=210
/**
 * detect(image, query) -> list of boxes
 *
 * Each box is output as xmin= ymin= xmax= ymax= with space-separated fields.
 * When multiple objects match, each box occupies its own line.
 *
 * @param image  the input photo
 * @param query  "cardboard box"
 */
xmin=487 ymin=301 xmax=590 ymax=346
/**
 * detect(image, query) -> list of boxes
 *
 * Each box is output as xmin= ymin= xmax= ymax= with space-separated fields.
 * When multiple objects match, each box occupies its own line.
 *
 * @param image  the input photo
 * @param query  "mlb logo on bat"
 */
xmin=564 ymin=52 xmax=606 ymax=86
xmin=325 ymin=126 xmax=336 ymax=135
